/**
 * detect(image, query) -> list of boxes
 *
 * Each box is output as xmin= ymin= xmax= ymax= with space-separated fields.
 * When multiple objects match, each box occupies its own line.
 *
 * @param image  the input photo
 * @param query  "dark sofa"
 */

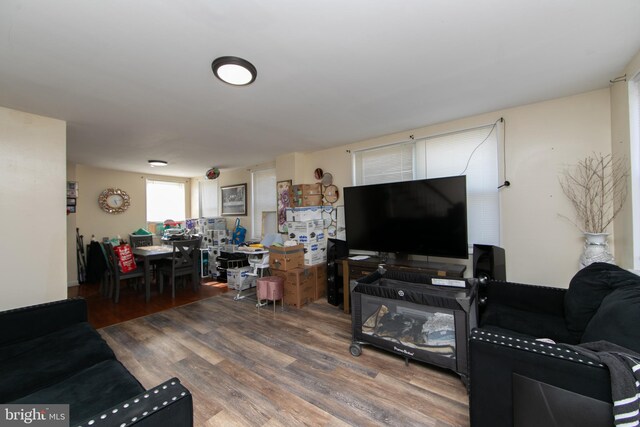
xmin=0 ymin=298 xmax=193 ymax=426
xmin=470 ymin=262 xmax=640 ymax=427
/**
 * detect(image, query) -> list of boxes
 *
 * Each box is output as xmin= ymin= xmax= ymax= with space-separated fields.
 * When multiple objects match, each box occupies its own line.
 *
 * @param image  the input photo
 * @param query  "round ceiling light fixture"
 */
xmin=211 ymin=56 xmax=257 ymax=86
xmin=148 ymin=160 xmax=168 ymax=167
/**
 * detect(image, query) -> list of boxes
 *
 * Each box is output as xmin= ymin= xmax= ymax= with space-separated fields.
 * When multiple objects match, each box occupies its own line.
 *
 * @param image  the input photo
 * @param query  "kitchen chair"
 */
xmin=157 ymin=238 xmax=200 ymax=298
xmin=130 ymin=233 xmax=156 ymax=279
xmin=103 ymin=242 xmax=145 ymax=303
xmin=129 ymin=234 xmax=153 ymax=248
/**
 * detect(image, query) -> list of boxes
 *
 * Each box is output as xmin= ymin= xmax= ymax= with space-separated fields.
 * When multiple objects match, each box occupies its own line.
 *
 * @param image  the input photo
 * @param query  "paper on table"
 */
xmin=349 ymin=255 xmax=370 ymax=260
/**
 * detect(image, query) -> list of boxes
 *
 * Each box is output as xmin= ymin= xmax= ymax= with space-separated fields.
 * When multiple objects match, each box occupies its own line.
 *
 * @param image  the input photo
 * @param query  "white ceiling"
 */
xmin=1 ymin=1 xmax=639 ymax=178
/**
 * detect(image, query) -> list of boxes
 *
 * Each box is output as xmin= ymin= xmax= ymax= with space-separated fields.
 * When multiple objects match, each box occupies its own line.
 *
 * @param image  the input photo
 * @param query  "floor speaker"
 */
xmin=473 ymin=244 xmax=506 ymax=284
xmin=327 ymin=238 xmax=348 ymax=306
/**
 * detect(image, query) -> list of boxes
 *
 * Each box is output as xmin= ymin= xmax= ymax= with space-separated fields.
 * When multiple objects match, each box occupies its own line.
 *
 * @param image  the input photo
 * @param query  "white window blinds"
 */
xmin=418 ymin=125 xmax=500 ymax=247
xmin=199 ymin=180 xmax=219 ymax=217
xmin=353 ymin=142 xmax=414 ymax=185
xmin=251 ymin=168 xmax=277 ymax=239
xmin=352 ymin=123 xmax=501 ymax=252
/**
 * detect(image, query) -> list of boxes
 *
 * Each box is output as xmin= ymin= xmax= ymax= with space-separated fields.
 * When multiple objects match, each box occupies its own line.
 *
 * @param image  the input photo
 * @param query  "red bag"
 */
xmin=113 ymin=244 xmax=137 ymax=273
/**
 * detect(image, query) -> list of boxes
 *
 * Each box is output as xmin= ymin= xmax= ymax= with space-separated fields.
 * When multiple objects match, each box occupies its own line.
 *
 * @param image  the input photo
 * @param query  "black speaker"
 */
xmin=473 ymin=244 xmax=506 ymax=284
xmin=327 ymin=238 xmax=348 ymax=306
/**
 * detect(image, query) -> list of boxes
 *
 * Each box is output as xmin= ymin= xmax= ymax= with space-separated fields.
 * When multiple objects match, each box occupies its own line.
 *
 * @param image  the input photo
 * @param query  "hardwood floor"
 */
xmin=68 ymin=279 xmax=229 ymax=329
xmin=98 ymin=292 xmax=470 ymax=426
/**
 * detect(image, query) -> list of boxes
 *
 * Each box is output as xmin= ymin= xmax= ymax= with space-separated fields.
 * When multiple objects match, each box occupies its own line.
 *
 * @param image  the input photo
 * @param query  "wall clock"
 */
xmin=98 ymin=188 xmax=131 ymax=214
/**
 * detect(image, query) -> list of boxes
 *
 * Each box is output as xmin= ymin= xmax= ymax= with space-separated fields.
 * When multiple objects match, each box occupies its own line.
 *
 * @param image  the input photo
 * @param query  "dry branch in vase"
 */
xmin=559 ymin=153 xmax=629 ymax=233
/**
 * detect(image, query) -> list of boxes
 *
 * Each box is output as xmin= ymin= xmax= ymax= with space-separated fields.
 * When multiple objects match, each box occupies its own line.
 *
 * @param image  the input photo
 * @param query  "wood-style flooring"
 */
xmin=68 ymin=279 xmax=229 ymax=329
xmin=98 ymin=292 xmax=470 ymax=426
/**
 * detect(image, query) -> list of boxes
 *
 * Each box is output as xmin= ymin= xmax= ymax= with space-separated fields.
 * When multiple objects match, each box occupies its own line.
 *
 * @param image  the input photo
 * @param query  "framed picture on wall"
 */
xmin=276 ymin=180 xmax=292 ymax=232
xmin=221 ymin=183 xmax=247 ymax=216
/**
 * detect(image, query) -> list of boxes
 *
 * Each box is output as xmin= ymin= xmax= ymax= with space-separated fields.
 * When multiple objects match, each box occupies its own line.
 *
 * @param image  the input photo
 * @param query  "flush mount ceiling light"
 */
xmin=211 ymin=56 xmax=257 ymax=86
xmin=148 ymin=160 xmax=168 ymax=167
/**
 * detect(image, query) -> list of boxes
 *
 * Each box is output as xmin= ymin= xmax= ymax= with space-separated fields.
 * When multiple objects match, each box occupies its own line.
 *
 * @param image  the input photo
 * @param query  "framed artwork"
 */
xmin=276 ymin=180 xmax=292 ymax=232
xmin=67 ymin=181 xmax=79 ymax=198
xmin=221 ymin=183 xmax=247 ymax=216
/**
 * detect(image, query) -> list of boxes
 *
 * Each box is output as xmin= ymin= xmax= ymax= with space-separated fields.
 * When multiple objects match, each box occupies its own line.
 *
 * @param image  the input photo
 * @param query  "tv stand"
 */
xmin=341 ymin=257 xmax=466 ymax=314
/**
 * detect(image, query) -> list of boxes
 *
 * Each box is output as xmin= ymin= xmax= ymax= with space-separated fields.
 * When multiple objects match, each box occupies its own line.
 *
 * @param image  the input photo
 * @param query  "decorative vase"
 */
xmin=579 ymin=232 xmax=615 ymax=268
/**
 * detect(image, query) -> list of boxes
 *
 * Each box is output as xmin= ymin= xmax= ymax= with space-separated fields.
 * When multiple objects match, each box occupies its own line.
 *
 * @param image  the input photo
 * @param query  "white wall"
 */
xmin=0 ymin=106 xmax=67 ymax=310
xmin=303 ymin=89 xmax=612 ymax=287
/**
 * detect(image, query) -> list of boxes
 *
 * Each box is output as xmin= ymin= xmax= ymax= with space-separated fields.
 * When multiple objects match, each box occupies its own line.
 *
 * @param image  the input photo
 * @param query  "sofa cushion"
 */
xmin=480 ymin=303 xmax=577 ymax=344
xmin=581 ymin=285 xmax=640 ymax=354
xmin=0 ymin=322 xmax=115 ymax=402
xmin=11 ymin=359 xmax=144 ymax=425
xmin=564 ymin=263 xmax=640 ymax=339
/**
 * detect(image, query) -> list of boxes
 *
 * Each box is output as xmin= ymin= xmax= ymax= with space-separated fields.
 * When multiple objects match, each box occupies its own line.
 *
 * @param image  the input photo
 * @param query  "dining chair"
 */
xmin=157 ymin=238 xmax=201 ymax=298
xmin=129 ymin=233 xmax=156 ymax=278
xmin=129 ymin=234 xmax=153 ymax=248
xmin=103 ymin=242 xmax=146 ymax=303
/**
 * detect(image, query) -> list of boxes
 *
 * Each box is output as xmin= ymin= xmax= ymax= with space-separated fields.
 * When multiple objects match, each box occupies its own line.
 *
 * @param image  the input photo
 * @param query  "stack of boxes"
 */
xmin=269 ymin=221 xmax=327 ymax=307
xmin=285 ymin=219 xmax=327 ymax=266
xmin=197 ymin=217 xmax=228 ymax=247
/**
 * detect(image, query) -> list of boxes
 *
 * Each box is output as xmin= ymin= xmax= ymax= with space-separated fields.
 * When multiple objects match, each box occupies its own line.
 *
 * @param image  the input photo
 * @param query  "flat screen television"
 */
xmin=343 ymin=176 xmax=468 ymax=259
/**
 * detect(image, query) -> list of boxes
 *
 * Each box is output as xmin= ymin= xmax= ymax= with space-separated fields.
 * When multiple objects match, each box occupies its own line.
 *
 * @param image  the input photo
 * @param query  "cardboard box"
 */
xmin=292 ymin=194 xmax=323 ymax=207
xmin=272 ymin=267 xmax=315 ymax=308
xmin=269 ymin=244 xmax=304 ymax=271
xmin=227 ymin=266 xmax=252 ymax=291
xmin=292 ymin=184 xmax=323 ymax=207
xmin=309 ymin=263 xmax=327 ymax=299
xmin=285 ymin=206 xmax=324 ymax=222
xmin=292 ymin=183 xmax=322 ymax=197
xmin=303 ymin=240 xmax=328 ymax=266
xmin=285 ymin=220 xmax=324 ymax=244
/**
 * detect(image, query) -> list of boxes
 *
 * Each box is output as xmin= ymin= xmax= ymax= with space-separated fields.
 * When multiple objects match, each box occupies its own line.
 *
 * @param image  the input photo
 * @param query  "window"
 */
xmin=353 ymin=142 xmax=414 ymax=185
xmin=146 ymin=180 xmax=186 ymax=222
xmin=199 ymin=180 xmax=219 ymax=217
xmin=352 ymin=123 xmax=501 ymax=251
xmin=251 ymin=168 xmax=277 ymax=239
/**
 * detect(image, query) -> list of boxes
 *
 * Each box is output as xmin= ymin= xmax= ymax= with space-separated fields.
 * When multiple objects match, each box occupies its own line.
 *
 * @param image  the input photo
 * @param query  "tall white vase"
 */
xmin=579 ymin=232 xmax=614 ymax=268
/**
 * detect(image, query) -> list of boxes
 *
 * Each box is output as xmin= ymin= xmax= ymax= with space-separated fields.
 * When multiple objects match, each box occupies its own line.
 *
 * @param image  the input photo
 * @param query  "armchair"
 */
xmin=470 ymin=263 xmax=640 ymax=427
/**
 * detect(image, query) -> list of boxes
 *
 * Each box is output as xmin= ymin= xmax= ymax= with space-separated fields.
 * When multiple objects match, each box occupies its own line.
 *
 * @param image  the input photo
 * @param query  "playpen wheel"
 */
xmin=349 ymin=343 xmax=362 ymax=357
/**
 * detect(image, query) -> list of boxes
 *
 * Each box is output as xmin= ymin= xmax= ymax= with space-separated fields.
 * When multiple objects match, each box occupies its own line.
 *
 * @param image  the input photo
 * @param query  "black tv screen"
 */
xmin=343 ymin=176 xmax=468 ymax=259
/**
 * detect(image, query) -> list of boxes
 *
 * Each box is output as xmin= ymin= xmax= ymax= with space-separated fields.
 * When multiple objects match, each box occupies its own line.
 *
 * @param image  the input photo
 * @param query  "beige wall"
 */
xmin=301 ymin=89 xmax=612 ymax=287
xmin=66 ymin=88 xmax=614 ymax=289
xmin=611 ymin=48 xmax=640 ymax=269
xmin=74 ymin=165 xmax=192 ymax=245
xmin=0 ymin=106 xmax=67 ymax=310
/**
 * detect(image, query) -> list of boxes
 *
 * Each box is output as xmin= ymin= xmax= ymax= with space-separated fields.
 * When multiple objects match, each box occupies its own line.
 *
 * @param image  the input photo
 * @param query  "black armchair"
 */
xmin=470 ymin=263 xmax=640 ymax=427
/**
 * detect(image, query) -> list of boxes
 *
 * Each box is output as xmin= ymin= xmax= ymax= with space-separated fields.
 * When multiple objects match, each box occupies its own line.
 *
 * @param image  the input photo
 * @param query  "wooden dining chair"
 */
xmin=103 ymin=242 xmax=146 ymax=303
xmin=157 ymin=238 xmax=200 ymax=298
xmin=129 ymin=234 xmax=153 ymax=248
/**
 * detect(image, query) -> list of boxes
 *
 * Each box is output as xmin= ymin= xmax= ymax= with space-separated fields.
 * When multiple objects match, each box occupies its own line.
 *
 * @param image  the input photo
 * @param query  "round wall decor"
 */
xmin=324 ymin=184 xmax=339 ymax=204
xmin=98 ymin=188 xmax=131 ymax=214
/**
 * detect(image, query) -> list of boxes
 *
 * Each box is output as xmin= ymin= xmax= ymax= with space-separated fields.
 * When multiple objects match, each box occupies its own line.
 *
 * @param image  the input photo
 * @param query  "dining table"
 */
xmin=132 ymin=245 xmax=174 ymax=302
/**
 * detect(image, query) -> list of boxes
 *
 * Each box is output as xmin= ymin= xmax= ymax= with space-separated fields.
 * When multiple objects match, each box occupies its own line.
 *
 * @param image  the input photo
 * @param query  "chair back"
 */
xmin=102 ymin=242 xmax=120 ymax=281
xmin=170 ymin=239 xmax=200 ymax=271
xmin=129 ymin=234 xmax=153 ymax=248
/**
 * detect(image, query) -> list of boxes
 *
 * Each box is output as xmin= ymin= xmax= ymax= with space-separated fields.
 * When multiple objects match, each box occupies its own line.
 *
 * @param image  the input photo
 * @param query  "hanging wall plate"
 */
xmin=98 ymin=188 xmax=130 ymax=214
xmin=324 ymin=184 xmax=339 ymax=204
xmin=321 ymin=172 xmax=333 ymax=186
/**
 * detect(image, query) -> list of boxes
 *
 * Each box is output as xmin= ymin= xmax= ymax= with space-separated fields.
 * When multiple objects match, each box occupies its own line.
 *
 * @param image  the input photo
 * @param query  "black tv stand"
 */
xmin=341 ymin=256 xmax=466 ymax=314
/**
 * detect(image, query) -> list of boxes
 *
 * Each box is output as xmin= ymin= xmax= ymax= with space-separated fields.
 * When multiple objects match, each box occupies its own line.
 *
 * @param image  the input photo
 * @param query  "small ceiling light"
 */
xmin=148 ymin=160 xmax=168 ymax=167
xmin=211 ymin=56 xmax=257 ymax=86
